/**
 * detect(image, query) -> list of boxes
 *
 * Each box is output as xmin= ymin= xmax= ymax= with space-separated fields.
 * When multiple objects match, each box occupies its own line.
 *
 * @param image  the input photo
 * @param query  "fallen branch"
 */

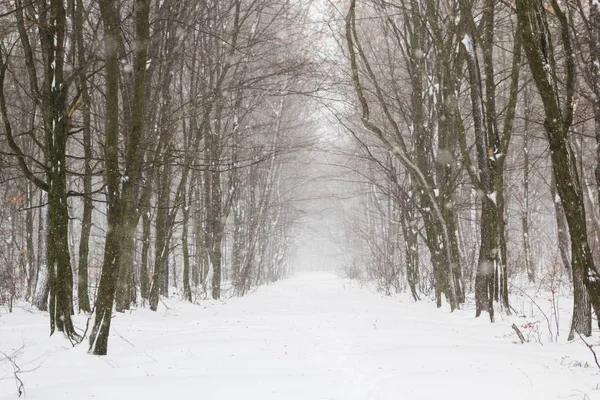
xmin=511 ymin=323 xmax=527 ymax=344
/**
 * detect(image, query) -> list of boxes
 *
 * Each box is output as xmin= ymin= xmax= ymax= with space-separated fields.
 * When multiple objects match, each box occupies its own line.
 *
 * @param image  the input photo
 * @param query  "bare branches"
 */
xmin=0 ymin=346 xmax=26 ymax=397
xmin=0 ymin=52 xmax=49 ymax=192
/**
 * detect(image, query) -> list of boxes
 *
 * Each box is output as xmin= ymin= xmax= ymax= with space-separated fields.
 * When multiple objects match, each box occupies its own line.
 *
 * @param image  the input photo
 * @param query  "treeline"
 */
xmin=0 ymin=0 xmax=313 ymax=354
xmin=336 ymin=0 xmax=600 ymax=340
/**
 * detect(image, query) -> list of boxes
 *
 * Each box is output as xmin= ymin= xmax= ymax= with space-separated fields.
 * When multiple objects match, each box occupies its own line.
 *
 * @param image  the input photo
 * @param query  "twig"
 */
xmin=0 ymin=349 xmax=25 ymax=397
xmin=577 ymin=333 xmax=600 ymax=370
xmin=160 ymin=298 xmax=171 ymax=311
xmin=510 ymin=284 xmax=554 ymax=342
xmin=74 ymin=306 xmax=95 ymax=345
xmin=113 ymin=329 xmax=135 ymax=347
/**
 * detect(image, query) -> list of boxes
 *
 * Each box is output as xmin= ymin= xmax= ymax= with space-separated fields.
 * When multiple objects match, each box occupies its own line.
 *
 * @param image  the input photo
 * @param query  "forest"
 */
xmin=1 ymin=0 xmax=600 ymax=383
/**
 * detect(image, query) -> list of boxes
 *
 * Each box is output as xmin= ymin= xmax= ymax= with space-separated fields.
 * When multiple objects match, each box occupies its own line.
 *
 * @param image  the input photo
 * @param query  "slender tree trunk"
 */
xmin=115 ymin=223 xmax=136 ymax=311
xmin=25 ymin=182 xmax=36 ymax=301
xmin=34 ymin=193 xmax=47 ymax=310
xmin=149 ymin=163 xmax=171 ymax=310
xmin=182 ymin=188 xmax=192 ymax=302
xmin=75 ymin=0 xmax=92 ymax=312
xmin=522 ymin=90 xmax=535 ymax=283
xmin=194 ymin=173 xmax=209 ymax=289
xmin=206 ymin=143 xmax=223 ymax=300
xmin=140 ymin=208 xmax=151 ymax=300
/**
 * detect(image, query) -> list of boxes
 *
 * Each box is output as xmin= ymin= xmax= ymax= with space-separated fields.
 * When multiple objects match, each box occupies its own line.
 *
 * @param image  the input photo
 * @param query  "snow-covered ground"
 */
xmin=1 ymin=272 xmax=599 ymax=399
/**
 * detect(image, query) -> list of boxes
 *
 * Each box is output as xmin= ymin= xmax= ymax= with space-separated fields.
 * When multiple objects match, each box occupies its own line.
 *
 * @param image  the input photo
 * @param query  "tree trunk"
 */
xmin=89 ymin=0 xmax=124 ymax=355
xmin=75 ymin=0 xmax=92 ymax=311
xmin=149 ymin=163 xmax=171 ymax=310
xmin=549 ymin=176 xmax=573 ymax=280
xmin=206 ymin=144 xmax=224 ymax=299
xmin=25 ymin=182 xmax=36 ymax=301
xmin=140 ymin=208 xmax=151 ymax=300
xmin=182 ymin=188 xmax=192 ymax=302
xmin=194 ymin=173 xmax=209 ymax=290
xmin=47 ymin=149 xmax=76 ymax=337
xmin=401 ymin=196 xmax=420 ymax=302
xmin=115 ymin=223 xmax=136 ymax=312
xmin=90 ymin=0 xmax=150 ymax=355
xmin=45 ymin=0 xmax=76 ymax=337
xmin=522 ymin=91 xmax=535 ymax=283
xmin=34 ymin=192 xmax=47 ymax=310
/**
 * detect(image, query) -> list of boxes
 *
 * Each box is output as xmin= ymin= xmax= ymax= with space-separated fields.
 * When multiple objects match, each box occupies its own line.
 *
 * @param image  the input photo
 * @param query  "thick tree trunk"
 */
xmin=89 ymin=207 xmax=124 ymax=354
xmin=549 ymin=177 xmax=573 ymax=280
xmin=551 ymin=141 xmax=596 ymax=336
xmin=475 ymin=199 xmax=499 ymax=321
xmin=47 ymin=150 xmax=76 ymax=337
xmin=45 ymin=0 xmax=76 ymax=336
xmin=115 ymin=223 xmax=136 ymax=312
xmin=569 ymin=257 xmax=592 ymax=339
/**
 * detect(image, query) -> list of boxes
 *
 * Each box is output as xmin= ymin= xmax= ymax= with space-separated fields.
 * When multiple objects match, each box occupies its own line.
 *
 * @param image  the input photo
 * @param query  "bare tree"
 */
xmin=516 ymin=0 xmax=600 ymax=338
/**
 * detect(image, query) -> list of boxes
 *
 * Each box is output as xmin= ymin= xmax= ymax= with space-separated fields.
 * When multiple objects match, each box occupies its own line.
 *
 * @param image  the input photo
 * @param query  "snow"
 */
xmin=1 ymin=272 xmax=600 ymax=399
xmin=461 ymin=34 xmax=474 ymax=55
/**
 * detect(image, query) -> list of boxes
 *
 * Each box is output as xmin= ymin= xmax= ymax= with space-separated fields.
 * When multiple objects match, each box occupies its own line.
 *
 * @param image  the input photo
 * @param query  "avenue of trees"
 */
xmin=337 ymin=0 xmax=600 ymax=341
xmin=0 ymin=0 xmax=313 ymax=354
xmin=2 ymin=0 xmax=600 ymax=355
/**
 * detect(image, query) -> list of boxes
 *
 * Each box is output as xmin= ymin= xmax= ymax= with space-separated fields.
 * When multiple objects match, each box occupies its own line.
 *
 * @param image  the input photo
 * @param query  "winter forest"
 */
xmin=3 ymin=0 xmax=600 ymax=398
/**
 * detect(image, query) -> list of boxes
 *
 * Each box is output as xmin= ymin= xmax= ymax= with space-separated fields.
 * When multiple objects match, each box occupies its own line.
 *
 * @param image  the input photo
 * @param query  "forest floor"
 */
xmin=1 ymin=272 xmax=600 ymax=399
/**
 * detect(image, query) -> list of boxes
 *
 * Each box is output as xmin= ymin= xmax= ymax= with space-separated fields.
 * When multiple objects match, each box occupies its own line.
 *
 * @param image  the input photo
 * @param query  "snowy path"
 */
xmin=1 ymin=272 xmax=599 ymax=399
